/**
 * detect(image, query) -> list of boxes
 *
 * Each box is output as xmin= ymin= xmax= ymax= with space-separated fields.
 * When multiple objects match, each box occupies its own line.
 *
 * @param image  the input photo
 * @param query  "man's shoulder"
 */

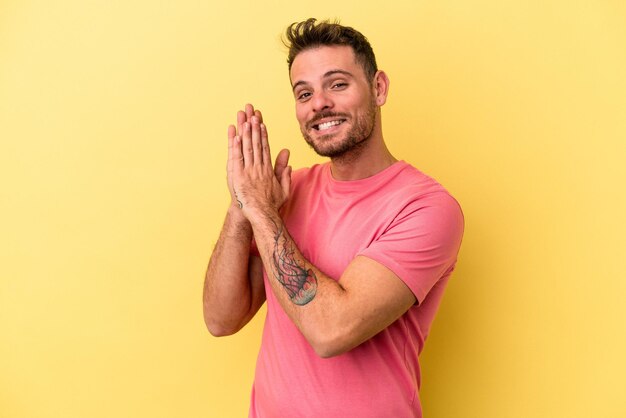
xmin=383 ymin=161 xmax=455 ymax=197
xmin=376 ymin=163 xmax=462 ymax=225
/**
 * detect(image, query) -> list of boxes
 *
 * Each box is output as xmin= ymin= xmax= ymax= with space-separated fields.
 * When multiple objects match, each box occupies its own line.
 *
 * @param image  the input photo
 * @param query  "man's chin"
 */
xmin=304 ymin=135 xmax=339 ymax=156
xmin=307 ymin=139 xmax=358 ymax=159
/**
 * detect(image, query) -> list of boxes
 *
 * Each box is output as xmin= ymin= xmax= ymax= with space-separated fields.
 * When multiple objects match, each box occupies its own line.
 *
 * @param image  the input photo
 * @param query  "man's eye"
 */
xmin=297 ymin=92 xmax=311 ymax=100
xmin=332 ymin=83 xmax=347 ymax=89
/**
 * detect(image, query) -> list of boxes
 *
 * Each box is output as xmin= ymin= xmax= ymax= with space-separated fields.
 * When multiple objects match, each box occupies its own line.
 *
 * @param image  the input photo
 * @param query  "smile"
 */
xmin=313 ymin=119 xmax=346 ymax=131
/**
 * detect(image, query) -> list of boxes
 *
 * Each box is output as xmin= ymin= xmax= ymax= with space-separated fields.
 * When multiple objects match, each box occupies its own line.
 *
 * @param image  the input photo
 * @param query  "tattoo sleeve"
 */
xmin=270 ymin=221 xmax=317 ymax=305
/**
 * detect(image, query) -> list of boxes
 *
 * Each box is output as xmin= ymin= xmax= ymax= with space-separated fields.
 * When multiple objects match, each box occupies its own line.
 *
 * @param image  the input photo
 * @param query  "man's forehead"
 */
xmin=289 ymin=45 xmax=361 ymax=84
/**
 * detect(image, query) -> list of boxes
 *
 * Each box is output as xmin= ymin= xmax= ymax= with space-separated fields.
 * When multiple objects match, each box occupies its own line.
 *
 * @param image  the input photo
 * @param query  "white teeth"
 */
xmin=317 ymin=120 xmax=343 ymax=131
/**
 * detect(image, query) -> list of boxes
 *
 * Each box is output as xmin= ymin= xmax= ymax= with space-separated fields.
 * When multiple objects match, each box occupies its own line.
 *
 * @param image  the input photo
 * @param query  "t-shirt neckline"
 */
xmin=324 ymin=160 xmax=408 ymax=191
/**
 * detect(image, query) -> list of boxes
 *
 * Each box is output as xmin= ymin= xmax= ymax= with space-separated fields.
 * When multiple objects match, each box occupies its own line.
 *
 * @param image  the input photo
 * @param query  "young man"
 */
xmin=203 ymin=18 xmax=464 ymax=418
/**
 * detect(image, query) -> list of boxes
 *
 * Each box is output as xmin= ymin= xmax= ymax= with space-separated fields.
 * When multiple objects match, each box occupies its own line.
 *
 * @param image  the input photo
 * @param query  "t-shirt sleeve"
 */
xmin=358 ymin=192 xmax=464 ymax=304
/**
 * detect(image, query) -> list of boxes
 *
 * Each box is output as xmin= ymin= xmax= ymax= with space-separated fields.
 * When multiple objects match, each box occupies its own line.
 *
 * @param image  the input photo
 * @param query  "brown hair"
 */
xmin=283 ymin=18 xmax=378 ymax=81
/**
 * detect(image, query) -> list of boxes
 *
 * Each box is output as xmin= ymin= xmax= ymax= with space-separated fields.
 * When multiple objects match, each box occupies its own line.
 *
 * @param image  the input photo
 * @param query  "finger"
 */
xmin=281 ymin=165 xmax=292 ymax=199
xmin=241 ymin=122 xmax=254 ymax=167
xmin=227 ymin=124 xmax=236 ymax=176
xmin=228 ymin=124 xmax=236 ymax=141
xmin=245 ymin=104 xmax=254 ymax=122
xmin=237 ymin=111 xmax=246 ymax=135
xmin=254 ymin=109 xmax=263 ymax=124
xmin=274 ymin=148 xmax=290 ymax=179
xmin=260 ymin=122 xmax=270 ymax=167
xmin=232 ymin=135 xmax=244 ymax=172
xmin=251 ymin=116 xmax=262 ymax=167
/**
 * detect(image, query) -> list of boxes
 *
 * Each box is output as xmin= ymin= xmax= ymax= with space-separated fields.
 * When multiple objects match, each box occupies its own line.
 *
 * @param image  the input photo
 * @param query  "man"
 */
xmin=203 ymin=18 xmax=464 ymax=418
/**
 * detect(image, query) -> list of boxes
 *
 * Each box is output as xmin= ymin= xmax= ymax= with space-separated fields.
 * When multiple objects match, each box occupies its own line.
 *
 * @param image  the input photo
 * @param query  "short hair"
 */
xmin=283 ymin=18 xmax=378 ymax=81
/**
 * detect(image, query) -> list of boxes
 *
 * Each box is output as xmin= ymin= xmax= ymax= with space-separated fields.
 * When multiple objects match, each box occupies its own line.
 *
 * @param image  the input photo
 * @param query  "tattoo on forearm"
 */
xmin=271 ymin=221 xmax=317 ymax=305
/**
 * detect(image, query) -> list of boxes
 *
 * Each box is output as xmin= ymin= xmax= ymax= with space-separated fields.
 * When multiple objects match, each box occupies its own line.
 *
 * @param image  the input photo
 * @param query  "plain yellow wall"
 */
xmin=1 ymin=1 xmax=625 ymax=417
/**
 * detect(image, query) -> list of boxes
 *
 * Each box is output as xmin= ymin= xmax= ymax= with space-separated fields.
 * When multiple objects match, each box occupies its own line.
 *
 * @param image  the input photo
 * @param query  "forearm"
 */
xmin=203 ymin=206 xmax=263 ymax=336
xmin=248 ymin=209 xmax=352 ymax=356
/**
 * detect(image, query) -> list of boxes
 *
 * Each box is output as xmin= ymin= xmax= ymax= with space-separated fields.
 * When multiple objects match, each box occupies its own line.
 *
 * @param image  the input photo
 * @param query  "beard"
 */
xmin=300 ymin=97 xmax=377 ymax=159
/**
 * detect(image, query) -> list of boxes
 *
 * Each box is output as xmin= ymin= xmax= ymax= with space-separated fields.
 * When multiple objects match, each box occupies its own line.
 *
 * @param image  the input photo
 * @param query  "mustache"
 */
xmin=306 ymin=112 xmax=350 ymax=130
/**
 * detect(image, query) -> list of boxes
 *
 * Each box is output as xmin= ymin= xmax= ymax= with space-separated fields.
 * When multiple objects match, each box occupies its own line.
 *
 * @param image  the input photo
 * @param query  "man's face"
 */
xmin=290 ymin=45 xmax=377 ymax=158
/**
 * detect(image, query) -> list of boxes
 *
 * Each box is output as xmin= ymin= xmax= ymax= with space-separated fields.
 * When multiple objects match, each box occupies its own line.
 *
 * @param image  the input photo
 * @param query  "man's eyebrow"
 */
xmin=291 ymin=69 xmax=355 ymax=92
xmin=323 ymin=69 xmax=354 ymax=79
xmin=291 ymin=80 xmax=308 ymax=92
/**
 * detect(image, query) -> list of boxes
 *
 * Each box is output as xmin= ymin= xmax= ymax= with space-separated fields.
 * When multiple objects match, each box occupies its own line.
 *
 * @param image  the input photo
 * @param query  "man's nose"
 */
xmin=311 ymin=91 xmax=333 ymax=113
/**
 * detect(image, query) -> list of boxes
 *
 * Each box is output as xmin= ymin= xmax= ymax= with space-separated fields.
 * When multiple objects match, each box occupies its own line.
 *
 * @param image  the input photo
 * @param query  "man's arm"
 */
xmin=202 ymin=105 xmax=290 ymax=336
xmin=253 ymin=213 xmax=416 ymax=357
xmin=203 ymin=207 xmax=265 ymax=336
xmin=231 ymin=115 xmax=416 ymax=357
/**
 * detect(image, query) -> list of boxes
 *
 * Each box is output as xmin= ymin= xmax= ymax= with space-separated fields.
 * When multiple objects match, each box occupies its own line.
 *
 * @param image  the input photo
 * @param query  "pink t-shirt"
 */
xmin=249 ymin=161 xmax=464 ymax=418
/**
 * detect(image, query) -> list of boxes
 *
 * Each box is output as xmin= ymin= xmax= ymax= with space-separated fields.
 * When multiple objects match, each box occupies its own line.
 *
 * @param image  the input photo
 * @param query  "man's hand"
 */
xmin=228 ymin=104 xmax=291 ymax=220
xmin=226 ymin=104 xmax=257 ymax=211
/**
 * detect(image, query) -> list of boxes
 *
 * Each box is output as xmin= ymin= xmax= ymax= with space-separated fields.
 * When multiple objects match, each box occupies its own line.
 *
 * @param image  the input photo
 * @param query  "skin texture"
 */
xmin=203 ymin=46 xmax=417 ymax=357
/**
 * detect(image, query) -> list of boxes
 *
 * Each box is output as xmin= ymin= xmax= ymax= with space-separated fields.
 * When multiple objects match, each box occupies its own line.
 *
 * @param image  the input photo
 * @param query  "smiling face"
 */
xmin=290 ymin=45 xmax=379 ymax=158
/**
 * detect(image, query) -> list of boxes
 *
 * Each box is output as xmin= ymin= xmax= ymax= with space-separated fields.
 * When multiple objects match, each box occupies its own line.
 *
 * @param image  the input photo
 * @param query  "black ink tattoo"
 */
xmin=271 ymin=221 xmax=317 ymax=305
xmin=234 ymin=190 xmax=243 ymax=209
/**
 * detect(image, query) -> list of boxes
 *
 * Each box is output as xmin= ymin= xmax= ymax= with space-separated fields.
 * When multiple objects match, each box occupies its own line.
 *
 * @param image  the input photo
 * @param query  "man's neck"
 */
xmin=329 ymin=138 xmax=398 ymax=181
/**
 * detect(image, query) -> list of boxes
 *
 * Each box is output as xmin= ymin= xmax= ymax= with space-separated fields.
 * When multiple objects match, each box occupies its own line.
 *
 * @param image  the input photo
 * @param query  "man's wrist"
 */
xmin=226 ymin=205 xmax=252 ymax=230
xmin=244 ymin=205 xmax=281 ymax=232
xmin=226 ymin=204 xmax=244 ymax=216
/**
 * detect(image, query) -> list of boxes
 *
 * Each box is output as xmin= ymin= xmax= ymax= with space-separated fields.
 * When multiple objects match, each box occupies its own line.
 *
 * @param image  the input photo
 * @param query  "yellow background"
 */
xmin=1 ymin=1 xmax=625 ymax=417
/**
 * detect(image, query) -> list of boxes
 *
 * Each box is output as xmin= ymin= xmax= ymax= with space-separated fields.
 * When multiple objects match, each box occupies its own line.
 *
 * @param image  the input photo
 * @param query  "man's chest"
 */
xmin=282 ymin=194 xmax=397 ymax=279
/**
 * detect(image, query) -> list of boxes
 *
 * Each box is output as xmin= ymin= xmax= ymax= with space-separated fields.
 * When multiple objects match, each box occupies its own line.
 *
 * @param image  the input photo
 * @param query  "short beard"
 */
xmin=301 ymin=97 xmax=377 ymax=159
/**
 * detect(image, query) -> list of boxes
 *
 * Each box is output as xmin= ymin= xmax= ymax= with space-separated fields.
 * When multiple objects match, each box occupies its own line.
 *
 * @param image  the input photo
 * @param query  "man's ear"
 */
xmin=372 ymin=70 xmax=390 ymax=106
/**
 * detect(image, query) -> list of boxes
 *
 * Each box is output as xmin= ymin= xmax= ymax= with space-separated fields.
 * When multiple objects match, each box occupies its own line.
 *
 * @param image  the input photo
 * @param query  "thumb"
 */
xmin=274 ymin=148 xmax=290 ymax=179
xmin=281 ymin=166 xmax=292 ymax=198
